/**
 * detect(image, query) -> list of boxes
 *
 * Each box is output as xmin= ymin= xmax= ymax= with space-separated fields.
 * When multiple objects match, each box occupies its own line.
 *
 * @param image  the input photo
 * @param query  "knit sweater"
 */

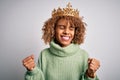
xmin=25 ymin=41 xmax=99 ymax=80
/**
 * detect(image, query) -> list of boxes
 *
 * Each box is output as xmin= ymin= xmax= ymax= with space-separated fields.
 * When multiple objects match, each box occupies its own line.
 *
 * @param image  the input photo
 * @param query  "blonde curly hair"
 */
xmin=42 ymin=16 xmax=86 ymax=45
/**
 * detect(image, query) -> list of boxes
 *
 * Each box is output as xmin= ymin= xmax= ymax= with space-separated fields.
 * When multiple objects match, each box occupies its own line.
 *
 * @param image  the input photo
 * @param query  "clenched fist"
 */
xmin=86 ymin=58 xmax=100 ymax=78
xmin=22 ymin=55 xmax=35 ymax=71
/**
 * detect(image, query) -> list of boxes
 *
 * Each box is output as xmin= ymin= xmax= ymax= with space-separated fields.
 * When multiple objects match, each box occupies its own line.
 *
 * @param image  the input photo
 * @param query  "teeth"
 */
xmin=62 ymin=36 xmax=70 ymax=40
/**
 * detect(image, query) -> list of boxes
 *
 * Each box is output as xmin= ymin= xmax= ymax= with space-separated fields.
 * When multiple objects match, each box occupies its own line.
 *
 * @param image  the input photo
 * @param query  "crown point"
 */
xmin=67 ymin=2 xmax=72 ymax=8
xmin=52 ymin=3 xmax=79 ymax=18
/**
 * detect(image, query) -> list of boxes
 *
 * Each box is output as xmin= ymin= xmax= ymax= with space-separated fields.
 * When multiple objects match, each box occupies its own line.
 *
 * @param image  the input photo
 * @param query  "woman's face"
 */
xmin=55 ymin=19 xmax=75 ymax=47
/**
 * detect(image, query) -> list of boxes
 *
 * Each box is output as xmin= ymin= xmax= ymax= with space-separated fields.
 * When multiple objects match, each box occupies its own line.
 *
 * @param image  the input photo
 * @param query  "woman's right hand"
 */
xmin=22 ymin=55 xmax=35 ymax=71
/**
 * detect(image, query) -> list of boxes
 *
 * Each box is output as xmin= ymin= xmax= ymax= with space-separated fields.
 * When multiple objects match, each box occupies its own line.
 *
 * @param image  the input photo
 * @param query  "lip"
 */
xmin=61 ymin=36 xmax=70 ymax=41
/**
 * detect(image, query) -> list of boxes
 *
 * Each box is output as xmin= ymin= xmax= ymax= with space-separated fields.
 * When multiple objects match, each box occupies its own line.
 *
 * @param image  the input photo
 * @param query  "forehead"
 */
xmin=57 ymin=18 xmax=69 ymax=25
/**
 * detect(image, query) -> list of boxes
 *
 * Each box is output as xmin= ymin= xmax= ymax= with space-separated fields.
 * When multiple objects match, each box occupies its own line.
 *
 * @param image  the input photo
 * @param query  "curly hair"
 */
xmin=42 ymin=16 xmax=87 ymax=45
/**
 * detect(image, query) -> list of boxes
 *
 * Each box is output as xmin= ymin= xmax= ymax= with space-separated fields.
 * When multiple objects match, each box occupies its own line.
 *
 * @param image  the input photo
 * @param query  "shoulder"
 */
xmin=78 ymin=48 xmax=89 ymax=58
xmin=40 ymin=48 xmax=51 ymax=57
xmin=38 ymin=48 xmax=50 ymax=62
xmin=41 ymin=48 xmax=50 ymax=53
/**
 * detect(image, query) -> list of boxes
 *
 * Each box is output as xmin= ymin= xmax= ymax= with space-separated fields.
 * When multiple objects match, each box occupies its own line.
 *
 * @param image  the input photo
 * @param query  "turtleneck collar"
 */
xmin=49 ymin=40 xmax=80 ymax=57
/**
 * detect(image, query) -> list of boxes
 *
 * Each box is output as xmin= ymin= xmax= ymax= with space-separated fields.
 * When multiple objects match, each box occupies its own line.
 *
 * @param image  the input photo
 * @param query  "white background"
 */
xmin=0 ymin=0 xmax=120 ymax=80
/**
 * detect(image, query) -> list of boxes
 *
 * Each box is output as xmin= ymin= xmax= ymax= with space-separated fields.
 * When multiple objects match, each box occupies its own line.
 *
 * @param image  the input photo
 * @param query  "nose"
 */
xmin=63 ymin=22 xmax=70 ymax=34
xmin=63 ymin=28 xmax=69 ymax=34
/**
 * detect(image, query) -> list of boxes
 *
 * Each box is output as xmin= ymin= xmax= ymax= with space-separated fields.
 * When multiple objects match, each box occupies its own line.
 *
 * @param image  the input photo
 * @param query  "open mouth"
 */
xmin=61 ymin=36 xmax=70 ymax=41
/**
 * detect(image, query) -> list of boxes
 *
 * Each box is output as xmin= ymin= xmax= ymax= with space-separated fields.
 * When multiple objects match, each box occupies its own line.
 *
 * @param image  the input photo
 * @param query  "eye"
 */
xmin=58 ymin=25 xmax=65 ymax=29
xmin=69 ymin=26 xmax=75 ymax=31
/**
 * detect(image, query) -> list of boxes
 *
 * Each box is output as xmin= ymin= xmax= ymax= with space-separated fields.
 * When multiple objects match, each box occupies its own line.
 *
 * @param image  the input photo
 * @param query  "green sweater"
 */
xmin=25 ymin=41 xmax=99 ymax=80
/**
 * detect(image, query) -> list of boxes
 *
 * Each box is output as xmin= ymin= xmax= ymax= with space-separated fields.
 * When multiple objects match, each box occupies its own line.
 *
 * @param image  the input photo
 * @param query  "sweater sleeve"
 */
xmin=24 ymin=52 xmax=45 ymax=80
xmin=80 ymin=50 xmax=99 ymax=80
xmin=24 ymin=66 xmax=45 ymax=80
xmin=81 ymin=72 xmax=99 ymax=80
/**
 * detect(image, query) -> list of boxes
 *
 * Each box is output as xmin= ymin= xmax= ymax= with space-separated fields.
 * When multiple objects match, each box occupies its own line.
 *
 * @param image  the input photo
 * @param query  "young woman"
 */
xmin=22 ymin=3 xmax=100 ymax=80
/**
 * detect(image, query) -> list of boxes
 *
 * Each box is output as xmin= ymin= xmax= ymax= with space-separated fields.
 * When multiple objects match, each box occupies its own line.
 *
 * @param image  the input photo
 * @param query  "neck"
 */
xmin=49 ymin=40 xmax=80 ymax=57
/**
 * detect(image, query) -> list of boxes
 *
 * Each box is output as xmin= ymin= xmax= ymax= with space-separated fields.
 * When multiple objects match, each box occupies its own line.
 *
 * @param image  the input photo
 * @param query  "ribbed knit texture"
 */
xmin=25 ymin=40 xmax=99 ymax=80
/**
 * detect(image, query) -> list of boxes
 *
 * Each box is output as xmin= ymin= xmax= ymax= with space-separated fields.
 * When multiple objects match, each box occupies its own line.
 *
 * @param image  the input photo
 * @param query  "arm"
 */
xmin=86 ymin=58 xmax=100 ymax=78
xmin=25 ymin=66 xmax=45 ymax=80
xmin=22 ymin=54 xmax=45 ymax=80
xmin=80 ymin=51 xmax=100 ymax=80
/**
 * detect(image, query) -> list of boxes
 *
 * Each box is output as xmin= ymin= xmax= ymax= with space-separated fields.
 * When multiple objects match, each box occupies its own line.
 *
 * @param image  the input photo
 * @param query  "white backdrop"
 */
xmin=0 ymin=0 xmax=120 ymax=80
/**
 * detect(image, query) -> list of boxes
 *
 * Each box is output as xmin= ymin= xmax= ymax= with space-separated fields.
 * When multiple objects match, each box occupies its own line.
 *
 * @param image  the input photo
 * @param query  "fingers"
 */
xmin=22 ymin=54 xmax=35 ymax=71
xmin=88 ymin=58 xmax=100 ymax=73
xmin=31 ymin=54 xmax=34 ymax=59
xmin=88 ymin=58 xmax=91 ymax=64
xmin=23 ymin=55 xmax=34 ymax=63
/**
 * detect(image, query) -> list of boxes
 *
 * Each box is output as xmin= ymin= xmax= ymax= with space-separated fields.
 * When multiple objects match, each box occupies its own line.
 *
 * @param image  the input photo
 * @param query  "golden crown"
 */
xmin=52 ymin=2 xmax=79 ymax=18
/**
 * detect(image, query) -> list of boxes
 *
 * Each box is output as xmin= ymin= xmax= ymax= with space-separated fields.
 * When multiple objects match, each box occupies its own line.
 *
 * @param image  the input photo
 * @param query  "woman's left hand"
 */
xmin=86 ymin=58 xmax=100 ymax=78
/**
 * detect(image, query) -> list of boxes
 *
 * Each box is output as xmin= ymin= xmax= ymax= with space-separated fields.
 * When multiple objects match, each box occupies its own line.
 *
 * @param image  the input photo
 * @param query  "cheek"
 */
xmin=55 ymin=30 xmax=61 ymax=39
xmin=71 ymin=31 xmax=75 ymax=37
xmin=55 ymin=30 xmax=63 ymax=36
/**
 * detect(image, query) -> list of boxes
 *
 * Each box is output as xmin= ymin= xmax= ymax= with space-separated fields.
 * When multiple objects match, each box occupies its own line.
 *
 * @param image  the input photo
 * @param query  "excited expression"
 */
xmin=55 ymin=19 xmax=75 ymax=47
